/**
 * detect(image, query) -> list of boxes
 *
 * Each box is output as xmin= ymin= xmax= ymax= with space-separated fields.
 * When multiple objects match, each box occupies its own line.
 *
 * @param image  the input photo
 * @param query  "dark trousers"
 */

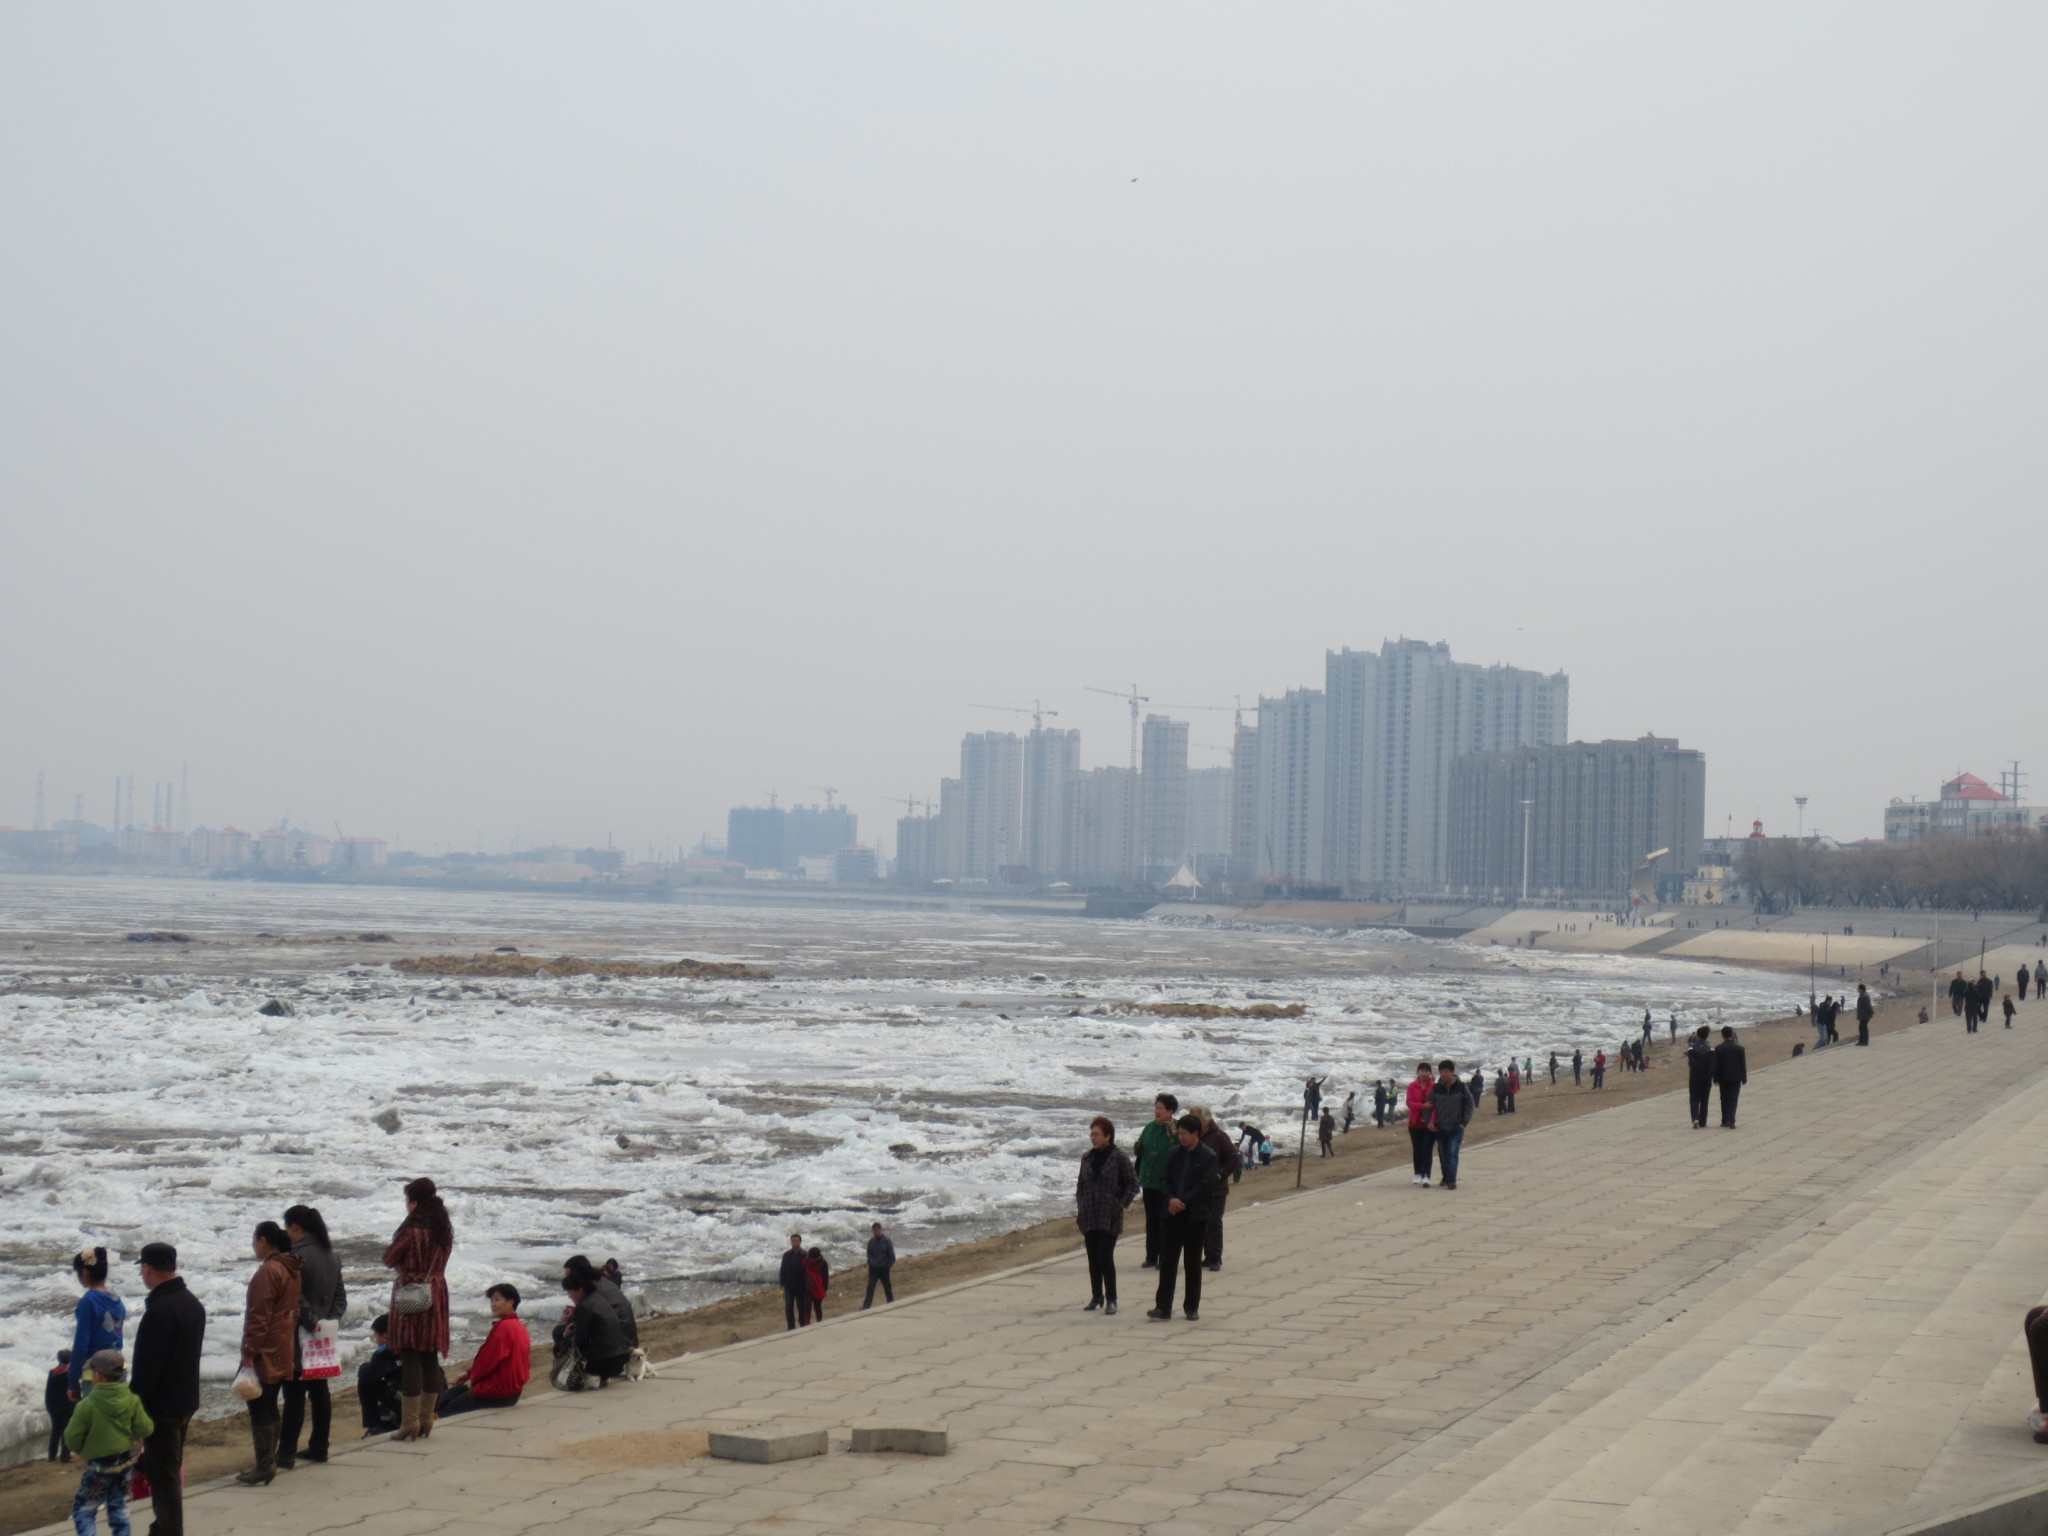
xmin=1688 ymin=1077 xmax=1713 ymax=1126
xmin=863 ymin=1266 xmax=894 ymax=1308
xmin=1435 ymin=1127 xmax=1465 ymax=1186
xmin=1204 ymin=1189 xmax=1226 ymax=1266
xmin=2026 ymin=1306 xmax=2048 ymax=1410
xmin=1141 ymin=1186 xmax=1167 ymax=1263
xmin=1858 ymin=1018 xmax=1870 ymax=1045
xmin=798 ymin=1291 xmax=821 ymax=1325
xmin=434 ymin=1385 xmax=519 ymax=1417
xmin=1407 ymin=1126 xmax=1435 ymax=1179
xmin=1718 ymin=1082 xmax=1741 ymax=1126
xmin=141 ymin=1413 xmax=188 ymax=1536
xmin=1083 ymin=1230 xmax=1118 ymax=1303
xmin=279 ymin=1378 xmax=330 ymax=1463
xmin=1156 ymin=1214 xmax=1206 ymax=1315
xmin=46 ymin=1398 xmax=74 ymax=1461
xmin=783 ymin=1286 xmax=803 ymax=1330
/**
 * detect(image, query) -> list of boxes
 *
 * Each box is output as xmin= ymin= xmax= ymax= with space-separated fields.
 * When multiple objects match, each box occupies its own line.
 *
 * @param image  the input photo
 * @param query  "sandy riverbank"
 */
xmin=0 ymin=963 xmax=1936 ymax=1536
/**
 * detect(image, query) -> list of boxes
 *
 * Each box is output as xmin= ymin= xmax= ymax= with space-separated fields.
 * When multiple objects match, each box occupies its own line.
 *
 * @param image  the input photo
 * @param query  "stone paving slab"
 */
xmin=46 ymin=1000 xmax=2048 ymax=1536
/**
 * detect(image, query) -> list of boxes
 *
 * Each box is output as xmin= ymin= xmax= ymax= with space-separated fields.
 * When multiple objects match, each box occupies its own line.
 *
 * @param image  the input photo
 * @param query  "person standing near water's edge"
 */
xmin=1133 ymin=1094 xmax=1178 ymax=1269
xmin=382 ymin=1176 xmax=454 ymax=1442
xmin=1855 ymin=983 xmax=1874 ymax=1046
xmin=1076 ymin=1115 xmax=1138 ymax=1314
xmin=1194 ymin=1106 xmax=1240 ymax=1271
xmin=68 ymin=1248 xmax=126 ymax=1403
xmin=1148 ymin=1115 xmax=1219 ymax=1321
xmin=779 ymin=1234 xmax=807 ymax=1329
xmin=863 ymin=1223 xmax=895 ymax=1308
xmin=1714 ymin=1027 xmax=1748 ymax=1128
xmin=237 ymin=1221 xmax=302 ymax=1485
xmin=1572 ymin=1048 xmax=1583 ymax=1086
xmin=1405 ymin=1062 xmax=1437 ymax=1186
xmin=279 ymin=1203 xmax=345 ymax=1470
xmin=132 ymin=1242 xmax=204 ymax=1536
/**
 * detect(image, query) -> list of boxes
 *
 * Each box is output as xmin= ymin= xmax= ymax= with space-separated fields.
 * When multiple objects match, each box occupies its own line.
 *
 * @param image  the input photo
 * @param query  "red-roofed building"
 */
xmin=1885 ymin=771 xmax=2034 ymax=842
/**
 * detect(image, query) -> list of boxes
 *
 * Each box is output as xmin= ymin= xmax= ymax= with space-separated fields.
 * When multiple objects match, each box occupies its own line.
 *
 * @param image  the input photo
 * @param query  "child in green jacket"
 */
xmin=64 ymin=1349 xmax=153 ymax=1536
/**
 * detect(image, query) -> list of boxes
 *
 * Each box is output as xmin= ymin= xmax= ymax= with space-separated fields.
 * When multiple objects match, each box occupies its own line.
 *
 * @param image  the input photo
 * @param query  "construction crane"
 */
xmin=883 ymin=795 xmax=931 ymax=818
xmin=969 ymin=700 xmax=1060 ymax=731
xmin=1085 ymin=684 xmax=1150 ymax=772
xmin=814 ymin=787 xmax=839 ymax=807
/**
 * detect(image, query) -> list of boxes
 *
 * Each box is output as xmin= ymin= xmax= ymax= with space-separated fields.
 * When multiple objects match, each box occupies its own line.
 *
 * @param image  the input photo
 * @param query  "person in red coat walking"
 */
xmin=381 ymin=1177 xmax=454 ymax=1442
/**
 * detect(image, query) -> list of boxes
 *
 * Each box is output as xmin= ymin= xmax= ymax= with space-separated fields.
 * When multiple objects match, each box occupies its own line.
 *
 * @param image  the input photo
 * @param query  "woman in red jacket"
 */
xmin=1404 ymin=1062 xmax=1437 ymax=1187
xmin=801 ymin=1248 xmax=830 ymax=1325
xmin=437 ymin=1285 xmax=530 ymax=1417
xmin=381 ymin=1176 xmax=454 ymax=1441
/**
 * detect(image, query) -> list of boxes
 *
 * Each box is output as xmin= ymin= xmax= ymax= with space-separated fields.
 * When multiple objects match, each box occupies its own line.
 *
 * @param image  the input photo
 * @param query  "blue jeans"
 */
xmin=73 ymin=1454 xmax=135 ymax=1536
xmin=1435 ymin=1127 xmax=1466 ymax=1186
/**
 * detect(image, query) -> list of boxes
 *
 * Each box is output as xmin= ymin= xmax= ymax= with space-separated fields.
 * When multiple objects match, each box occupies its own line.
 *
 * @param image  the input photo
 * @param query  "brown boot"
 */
xmin=237 ymin=1415 xmax=280 ymax=1484
xmin=393 ymin=1394 xmax=423 ymax=1442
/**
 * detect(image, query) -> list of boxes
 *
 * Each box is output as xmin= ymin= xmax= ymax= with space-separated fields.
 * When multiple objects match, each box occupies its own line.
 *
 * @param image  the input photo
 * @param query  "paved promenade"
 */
xmin=93 ymin=1010 xmax=2048 ymax=1536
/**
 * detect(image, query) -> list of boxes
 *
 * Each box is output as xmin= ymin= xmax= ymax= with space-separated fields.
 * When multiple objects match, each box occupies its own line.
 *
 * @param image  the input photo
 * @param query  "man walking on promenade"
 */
xmin=862 ymin=1223 xmax=895 ymax=1309
xmin=2036 ymin=960 xmax=2045 ymax=1000
xmin=1133 ymin=1094 xmax=1178 ymax=1269
xmin=1949 ymin=971 xmax=1968 ymax=1018
xmin=779 ymin=1234 xmax=808 ymax=1330
xmin=1430 ymin=1061 xmax=1473 ymax=1191
xmin=1685 ymin=1027 xmax=1716 ymax=1129
xmin=1549 ymin=1053 xmax=1559 ymax=1086
xmin=1194 ymin=1106 xmax=1239 ymax=1271
xmin=2023 ymin=966 xmax=2032 ymax=1001
xmin=131 ymin=1242 xmax=204 ymax=1536
xmin=1855 ymin=983 xmax=1874 ymax=1046
xmin=1714 ymin=1027 xmax=1748 ymax=1128
xmin=1318 ymin=1109 xmax=1336 ymax=1154
xmin=1148 ymin=1115 xmax=1219 ymax=1321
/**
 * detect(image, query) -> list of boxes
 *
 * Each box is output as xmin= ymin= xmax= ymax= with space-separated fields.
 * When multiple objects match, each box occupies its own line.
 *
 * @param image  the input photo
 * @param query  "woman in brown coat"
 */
xmin=381 ymin=1176 xmax=454 ymax=1440
xmin=237 ymin=1220 xmax=303 ymax=1485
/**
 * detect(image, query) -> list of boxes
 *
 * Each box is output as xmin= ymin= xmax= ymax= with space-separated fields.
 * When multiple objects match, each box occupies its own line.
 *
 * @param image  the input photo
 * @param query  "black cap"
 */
xmin=137 ymin=1242 xmax=178 ymax=1271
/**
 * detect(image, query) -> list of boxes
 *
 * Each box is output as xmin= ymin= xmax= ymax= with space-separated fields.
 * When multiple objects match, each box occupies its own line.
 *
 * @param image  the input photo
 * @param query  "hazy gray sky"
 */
xmin=4 ymin=4 xmax=2044 ymax=853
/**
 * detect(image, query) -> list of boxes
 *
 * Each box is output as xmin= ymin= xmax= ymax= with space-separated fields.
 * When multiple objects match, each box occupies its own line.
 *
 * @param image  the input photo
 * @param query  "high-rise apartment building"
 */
xmin=788 ymin=804 xmax=857 ymax=863
xmin=894 ymin=813 xmax=940 ymax=884
xmin=1230 ymin=718 xmax=1260 ymax=882
xmin=958 ymin=732 xmax=1025 ymax=879
xmin=726 ymin=806 xmax=789 ymax=871
xmin=1253 ymin=689 xmax=1326 ymax=885
xmin=1139 ymin=714 xmax=1189 ymax=880
xmin=1322 ymin=640 xmax=1567 ymax=893
xmin=1186 ymin=766 xmax=1234 ymax=880
xmin=1023 ymin=727 xmax=1081 ymax=878
xmin=1446 ymin=735 xmax=1704 ymax=901
xmin=1062 ymin=765 xmax=1137 ymax=887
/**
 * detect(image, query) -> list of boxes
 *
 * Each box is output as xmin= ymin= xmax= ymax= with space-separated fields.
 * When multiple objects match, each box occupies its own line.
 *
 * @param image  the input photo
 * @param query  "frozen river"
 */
xmin=0 ymin=875 xmax=1799 ymax=1455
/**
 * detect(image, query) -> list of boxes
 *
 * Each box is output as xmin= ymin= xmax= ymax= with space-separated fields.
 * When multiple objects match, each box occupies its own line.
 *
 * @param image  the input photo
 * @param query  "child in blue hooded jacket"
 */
xmin=69 ymin=1249 xmax=127 ymax=1400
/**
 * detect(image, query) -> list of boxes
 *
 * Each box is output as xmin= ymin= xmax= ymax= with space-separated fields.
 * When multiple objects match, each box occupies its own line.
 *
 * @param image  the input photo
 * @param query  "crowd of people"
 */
xmin=44 ymin=1175 xmax=656 ymax=1536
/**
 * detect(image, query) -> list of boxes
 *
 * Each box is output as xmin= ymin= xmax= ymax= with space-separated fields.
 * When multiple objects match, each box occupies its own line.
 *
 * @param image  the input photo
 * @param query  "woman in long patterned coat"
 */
xmin=381 ymin=1176 xmax=454 ymax=1441
xmin=1074 ymin=1116 xmax=1139 ymax=1315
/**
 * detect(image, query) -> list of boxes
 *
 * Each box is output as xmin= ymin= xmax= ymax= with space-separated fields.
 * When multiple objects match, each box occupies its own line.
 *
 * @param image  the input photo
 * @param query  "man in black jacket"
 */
xmin=132 ymin=1242 xmax=206 ymax=1536
xmin=778 ymin=1234 xmax=808 ymax=1331
xmin=1685 ymin=1027 xmax=1717 ymax=1128
xmin=1714 ymin=1027 xmax=1748 ymax=1128
xmin=356 ymin=1318 xmax=402 ymax=1436
xmin=554 ymin=1278 xmax=632 ymax=1386
xmin=1855 ymin=983 xmax=1874 ymax=1046
xmin=1430 ymin=1061 xmax=1474 ymax=1189
xmin=1148 ymin=1116 xmax=1219 ymax=1321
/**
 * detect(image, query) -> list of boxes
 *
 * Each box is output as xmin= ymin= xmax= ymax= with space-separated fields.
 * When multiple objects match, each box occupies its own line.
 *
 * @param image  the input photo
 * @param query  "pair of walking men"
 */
xmin=1685 ymin=1027 xmax=1749 ymax=1128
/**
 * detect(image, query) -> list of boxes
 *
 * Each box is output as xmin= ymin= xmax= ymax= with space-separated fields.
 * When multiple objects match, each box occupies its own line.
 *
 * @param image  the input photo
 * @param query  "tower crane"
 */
xmin=969 ymin=700 xmax=1061 ymax=731
xmin=1158 ymin=696 xmax=1249 ymax=729
xmin=1085 ymin=684 xmax=1150 ymax=773
xmin=814 ymin=787 xmax=839 ymax=808
xmin=883 ymin=795 xmax=931 ymax=818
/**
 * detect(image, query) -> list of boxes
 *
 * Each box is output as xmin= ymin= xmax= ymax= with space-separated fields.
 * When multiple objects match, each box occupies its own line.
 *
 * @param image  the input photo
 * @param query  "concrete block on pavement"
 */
xmin=851 ymin=1422 xmax=949 ymax=1456
xmin=707 ymin=1424 xmax=830 ymax=1463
